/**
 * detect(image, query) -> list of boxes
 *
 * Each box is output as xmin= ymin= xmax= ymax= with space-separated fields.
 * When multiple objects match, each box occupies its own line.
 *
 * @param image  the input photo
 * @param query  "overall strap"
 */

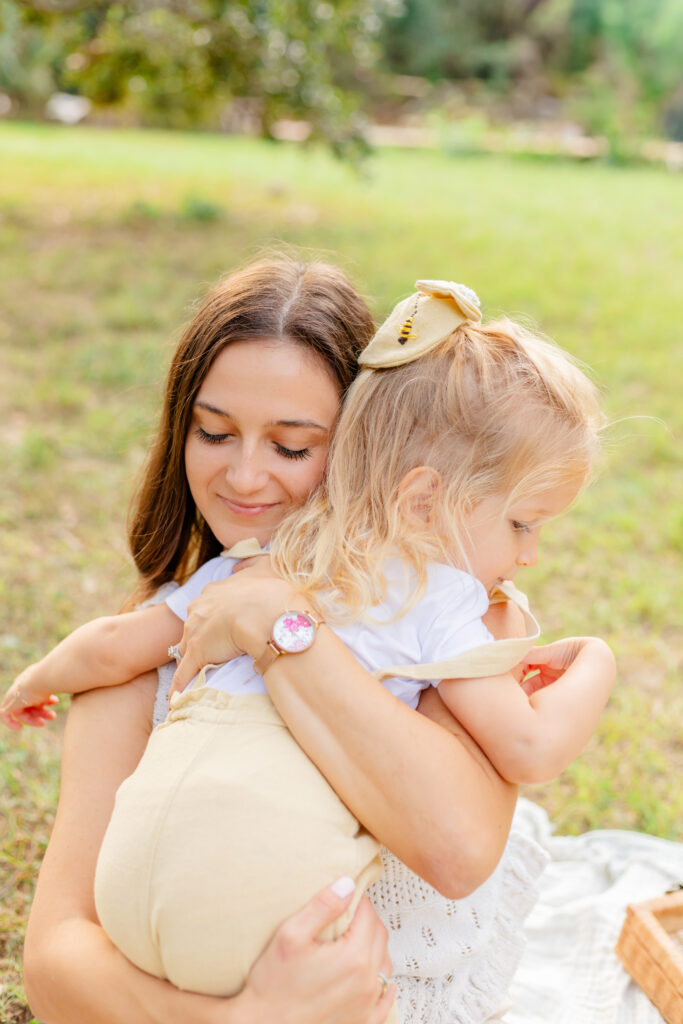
xmin=188 ymin=663 xmax=223 ymax=691
xmin=221 ymin=537 xmax=267 ymax=559
xmin=168 ymin=661 xmax=223 ymax=710
xmin=372 ymin=580 xmax=539 ymax=683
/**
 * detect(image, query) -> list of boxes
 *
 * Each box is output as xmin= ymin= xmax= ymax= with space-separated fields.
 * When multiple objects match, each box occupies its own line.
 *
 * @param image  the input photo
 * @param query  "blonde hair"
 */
xmin=272 ymin=317 xmax=604 ymax=618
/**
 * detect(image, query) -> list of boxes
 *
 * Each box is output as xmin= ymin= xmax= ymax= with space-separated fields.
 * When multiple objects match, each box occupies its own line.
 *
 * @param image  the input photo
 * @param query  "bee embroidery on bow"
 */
xmin=397 ymin=295 xmax=420 ymax=345
xmin=398 ymin=317 xmax=416 ymax=345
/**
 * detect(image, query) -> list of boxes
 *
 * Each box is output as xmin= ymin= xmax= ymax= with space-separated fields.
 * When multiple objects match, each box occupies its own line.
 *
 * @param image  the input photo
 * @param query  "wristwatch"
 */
xmin=253 ymin=610 xmax=324 ymax=676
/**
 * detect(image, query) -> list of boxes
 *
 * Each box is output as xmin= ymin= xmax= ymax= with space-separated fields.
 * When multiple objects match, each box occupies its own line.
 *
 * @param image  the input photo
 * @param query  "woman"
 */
xmin=23 ymin=255 xmax=518 ymax=1024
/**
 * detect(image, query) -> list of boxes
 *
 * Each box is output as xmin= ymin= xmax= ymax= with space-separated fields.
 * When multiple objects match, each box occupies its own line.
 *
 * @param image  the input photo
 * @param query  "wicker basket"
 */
xmin=615 ymin=889 xmax=683 ymax=1024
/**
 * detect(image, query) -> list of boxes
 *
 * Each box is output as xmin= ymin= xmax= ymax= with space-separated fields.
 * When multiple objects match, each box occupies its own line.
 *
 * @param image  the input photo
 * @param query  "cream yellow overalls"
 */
xmin=94 ymin=581 xmax=538 ymax=1020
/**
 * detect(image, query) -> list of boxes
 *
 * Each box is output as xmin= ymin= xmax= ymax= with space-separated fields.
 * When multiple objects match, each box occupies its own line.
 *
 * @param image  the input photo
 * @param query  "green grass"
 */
xmin=1 ymin=121 xmax=681 ymax=1023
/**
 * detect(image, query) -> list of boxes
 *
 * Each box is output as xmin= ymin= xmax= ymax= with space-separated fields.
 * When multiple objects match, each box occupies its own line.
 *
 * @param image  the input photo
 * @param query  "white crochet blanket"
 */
xmin=502 ymin=799 xmax=682 ymax=1024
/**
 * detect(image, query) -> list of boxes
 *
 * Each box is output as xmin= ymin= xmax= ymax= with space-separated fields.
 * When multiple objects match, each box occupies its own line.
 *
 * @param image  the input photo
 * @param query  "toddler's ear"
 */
xmin=398 ymin=466 xmax=442 ymax=525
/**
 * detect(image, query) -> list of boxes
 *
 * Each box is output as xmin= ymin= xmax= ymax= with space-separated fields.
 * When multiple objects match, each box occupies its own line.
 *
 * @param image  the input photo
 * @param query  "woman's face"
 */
xmin=185 ymin=338 xmax=341 ymax=549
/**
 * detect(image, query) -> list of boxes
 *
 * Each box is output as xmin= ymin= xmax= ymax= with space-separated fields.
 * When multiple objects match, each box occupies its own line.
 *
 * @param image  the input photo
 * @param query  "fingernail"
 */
xmin=330 ymin=876 xmax=355 ymax=899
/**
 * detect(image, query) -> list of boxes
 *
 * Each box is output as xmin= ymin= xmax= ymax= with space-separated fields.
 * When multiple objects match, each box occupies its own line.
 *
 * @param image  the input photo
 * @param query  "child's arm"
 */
xmin=0 ymin=603 xmax=182 ymax=730
xmin=437 ymin=637 xmax=616 ymax=784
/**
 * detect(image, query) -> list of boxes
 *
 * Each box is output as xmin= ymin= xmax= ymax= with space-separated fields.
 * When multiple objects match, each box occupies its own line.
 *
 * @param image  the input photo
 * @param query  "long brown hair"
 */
xmin=126 ymin=254 xmax=374 ymax=605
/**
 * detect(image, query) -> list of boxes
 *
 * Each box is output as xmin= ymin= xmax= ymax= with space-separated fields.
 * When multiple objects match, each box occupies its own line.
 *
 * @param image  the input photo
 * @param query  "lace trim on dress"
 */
xmin=368 ymin=836 xmax=548 ymax=1024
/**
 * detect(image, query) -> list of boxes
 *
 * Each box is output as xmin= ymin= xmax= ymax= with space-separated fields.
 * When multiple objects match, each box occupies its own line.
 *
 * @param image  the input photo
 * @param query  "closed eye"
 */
xmin=275 ymin=443 xmax=313 ymax=461
xmin=512 ymin=520 xmax=531 ymax=533
xmin=195 ymin=426 xmax=230 ymax=445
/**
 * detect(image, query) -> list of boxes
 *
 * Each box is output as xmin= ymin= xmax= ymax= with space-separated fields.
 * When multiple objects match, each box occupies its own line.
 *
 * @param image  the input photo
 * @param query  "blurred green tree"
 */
xmin=0 ymin=0 xmax=401 ymax=154
xmin=1 ymin=0 xmax=681 ymax=145
xmin=381 ymin=0 xmax=683 ymax=141
xmin=381 ymin=0 xmax=550 ymax=83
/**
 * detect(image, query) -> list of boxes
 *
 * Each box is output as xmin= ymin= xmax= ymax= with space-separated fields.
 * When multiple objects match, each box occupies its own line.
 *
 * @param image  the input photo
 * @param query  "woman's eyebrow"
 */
xmin=194 ymin=400 xmax=230 ymax=417
xmin=194 ymin=402 xmax=326 ymax=432
xmin=268 ymin=418 xmax=328 ymax=431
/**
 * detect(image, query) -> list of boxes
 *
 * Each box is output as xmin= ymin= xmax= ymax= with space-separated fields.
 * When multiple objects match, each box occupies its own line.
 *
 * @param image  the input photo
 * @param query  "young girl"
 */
xmin=6 ymin=279 xmax=615 ymax=1018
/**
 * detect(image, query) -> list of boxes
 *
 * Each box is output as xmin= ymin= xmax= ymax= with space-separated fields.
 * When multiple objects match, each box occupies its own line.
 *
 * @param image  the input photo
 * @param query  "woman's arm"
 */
xmin=173 ymin=571 xmax=519 ymax=899
xmin=437 ymin=637 xmax=616 ymax=784
xmin=1 ymin=603 xmax=181 ymax=729
xmin=24 ymin=675 xmax=394 ymax=1024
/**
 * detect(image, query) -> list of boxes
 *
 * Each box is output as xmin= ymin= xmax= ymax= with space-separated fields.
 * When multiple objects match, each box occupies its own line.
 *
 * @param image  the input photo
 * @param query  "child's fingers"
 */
xmin=30 ymin=708 xmax=57 ymax=724
xmin=28 ymin=695 xmax=59 ymax=711
xmin=522 ymin=641 xmax=554 ymax=662
xmin=232 ymin=553 xmax=275 ymax=576
xmin=523 ymin=643 xmax=568 ymax=672
xmin=20 ymin=698 xmax=59 ymax=716
xmin=520 ymin=669 xmax=554 ymax=696
xmin=4 ymin=701 xmax=59 ymax=729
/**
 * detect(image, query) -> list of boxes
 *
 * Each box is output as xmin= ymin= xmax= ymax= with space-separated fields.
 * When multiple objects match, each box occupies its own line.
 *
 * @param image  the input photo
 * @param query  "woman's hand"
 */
xmin=239 ymin=882 xmax=395 ymax=1024
xmin=170 ymin=562 xmax=301 ymax=697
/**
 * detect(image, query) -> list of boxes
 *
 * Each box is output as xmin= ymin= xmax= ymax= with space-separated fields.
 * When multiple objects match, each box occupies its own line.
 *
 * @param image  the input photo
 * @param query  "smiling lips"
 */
xmin=218 ymin=496 xmax=279 ymax=517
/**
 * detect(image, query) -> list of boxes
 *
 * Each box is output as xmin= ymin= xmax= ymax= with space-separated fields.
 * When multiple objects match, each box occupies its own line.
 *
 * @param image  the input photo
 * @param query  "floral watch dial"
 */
xmin=272 ymin=611 xmax=317 ymax=653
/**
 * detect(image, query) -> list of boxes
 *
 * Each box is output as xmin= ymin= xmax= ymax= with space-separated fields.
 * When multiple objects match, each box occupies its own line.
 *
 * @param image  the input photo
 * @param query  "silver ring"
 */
xmin=378 ymin=971 xmax=390 ymax=996
xmin=168 ymin=643 xmax=182 ymax=662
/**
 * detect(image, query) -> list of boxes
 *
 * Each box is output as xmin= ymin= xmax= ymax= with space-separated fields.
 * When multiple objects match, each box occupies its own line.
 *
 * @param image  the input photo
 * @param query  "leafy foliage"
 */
xmin=382 ymin=0 xmax=683 ymax=141
xmin=0 ymin=0 xmax=400 ymax=151
xmin=2 ymin=0 xmax=681 ymax=146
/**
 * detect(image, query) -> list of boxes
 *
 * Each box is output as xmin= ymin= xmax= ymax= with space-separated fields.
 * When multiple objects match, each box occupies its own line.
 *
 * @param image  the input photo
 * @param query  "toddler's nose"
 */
xmin=517 ymin=536 xmax=539 ymax=568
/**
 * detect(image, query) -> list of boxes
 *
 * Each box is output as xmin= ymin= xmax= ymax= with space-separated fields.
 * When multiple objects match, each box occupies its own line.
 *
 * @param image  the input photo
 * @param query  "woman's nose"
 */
xmin=226 ymin=448 xmax=267 ymax=492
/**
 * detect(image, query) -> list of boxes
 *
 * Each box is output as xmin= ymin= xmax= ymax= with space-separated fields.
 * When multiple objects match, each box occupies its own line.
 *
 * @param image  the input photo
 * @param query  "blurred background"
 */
xmin=2 ymin=0 xmax=683 ymax=166
xmin=1 ymin=5 xmax=681 ymax=1021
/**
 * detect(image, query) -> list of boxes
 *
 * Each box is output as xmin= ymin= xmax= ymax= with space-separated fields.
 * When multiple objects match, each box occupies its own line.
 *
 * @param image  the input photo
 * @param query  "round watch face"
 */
xmin=272 ymin=611 xmax=317 ymax=654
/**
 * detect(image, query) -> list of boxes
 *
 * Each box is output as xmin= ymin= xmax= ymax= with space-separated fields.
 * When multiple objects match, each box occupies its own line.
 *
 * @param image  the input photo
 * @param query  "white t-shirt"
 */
xmin=166 ymin=554 xmax=493 ymax=709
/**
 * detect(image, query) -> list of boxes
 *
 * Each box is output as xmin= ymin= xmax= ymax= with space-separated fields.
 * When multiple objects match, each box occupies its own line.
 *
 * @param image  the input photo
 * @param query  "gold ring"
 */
xmin=378 ymin=971 xmax=390 ymax=996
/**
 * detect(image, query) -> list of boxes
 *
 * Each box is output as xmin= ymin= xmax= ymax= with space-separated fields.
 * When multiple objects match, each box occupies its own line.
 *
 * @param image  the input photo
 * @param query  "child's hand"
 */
xmin=521 ymin=638 xmax=591 ymax=695
xmin=231 ymin=552 xmax=277 ymax=577
xmin=0 ymin=668 xmax=59 ymax=730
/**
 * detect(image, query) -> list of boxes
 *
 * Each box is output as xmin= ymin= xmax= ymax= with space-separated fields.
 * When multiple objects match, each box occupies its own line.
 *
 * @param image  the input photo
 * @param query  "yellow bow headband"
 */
xmin=358 ymin=279 xmax=481 ymax=370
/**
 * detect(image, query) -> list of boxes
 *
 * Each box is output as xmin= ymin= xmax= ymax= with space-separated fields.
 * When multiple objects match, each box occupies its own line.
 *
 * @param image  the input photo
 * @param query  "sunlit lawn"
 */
xmin=1 ymin=121 xmax=681 ymax=1022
